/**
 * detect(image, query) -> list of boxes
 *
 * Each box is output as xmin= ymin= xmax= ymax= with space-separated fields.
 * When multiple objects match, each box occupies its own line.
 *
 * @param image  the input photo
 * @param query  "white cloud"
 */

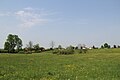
xmin=0 ymin=12 xmax=11 ymax=16
xmin=24 ymin=7 xmax=34 ymax=11
xmin=0 ymin=7 xmax=57 ymax=28
xmin=15 ymin=7 xmax=49 ymax=28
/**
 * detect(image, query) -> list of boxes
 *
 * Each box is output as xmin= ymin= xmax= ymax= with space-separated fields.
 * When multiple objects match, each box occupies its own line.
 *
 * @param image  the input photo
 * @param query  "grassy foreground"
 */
xmin=0 ymin=49 xmax=120 ymax=80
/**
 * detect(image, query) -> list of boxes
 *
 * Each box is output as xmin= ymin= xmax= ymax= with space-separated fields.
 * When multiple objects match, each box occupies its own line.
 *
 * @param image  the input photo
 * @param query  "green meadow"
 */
xmin=0 ymin=49 xmax=120 ymax=80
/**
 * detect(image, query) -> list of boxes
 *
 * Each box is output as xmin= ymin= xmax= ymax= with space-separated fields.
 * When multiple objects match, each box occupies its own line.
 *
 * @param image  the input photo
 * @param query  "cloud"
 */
xmin=0 ymin=7 xmax=58 ymax=28
xmin=0 ymin=12 xmax=11 ymax=16
xmin=24 ymin=7 xmax=34 ymax=11
xmin=15 ymin=7 xmax=49 ymax=28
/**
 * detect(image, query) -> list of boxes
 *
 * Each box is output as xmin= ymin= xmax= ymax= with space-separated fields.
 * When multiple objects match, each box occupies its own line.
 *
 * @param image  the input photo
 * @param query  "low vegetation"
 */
xmin=53 ymin=49 xmax=74 ymax=55
xmin=0 ymin=34 xmax=120 ymax=79
xmin=0 ymin=49 xmax=120 ymax=80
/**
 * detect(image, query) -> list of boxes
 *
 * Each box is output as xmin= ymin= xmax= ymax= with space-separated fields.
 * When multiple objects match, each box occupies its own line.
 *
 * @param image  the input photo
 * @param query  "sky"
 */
xmin=0 ymin=0 xmax=120 ymax=48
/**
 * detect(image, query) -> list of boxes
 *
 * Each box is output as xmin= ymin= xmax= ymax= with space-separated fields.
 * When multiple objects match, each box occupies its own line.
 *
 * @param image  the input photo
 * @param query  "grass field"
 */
xmin=0 ymin=49 xmax=120 ymax=80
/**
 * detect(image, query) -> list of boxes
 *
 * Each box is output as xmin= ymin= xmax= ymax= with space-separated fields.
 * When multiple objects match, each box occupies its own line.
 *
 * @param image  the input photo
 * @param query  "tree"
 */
xmin=101 ymin=45 xmax=104 ymax=48
xmin=58 ymin=45 xmax=62 ymax=49
xmin=4 ymin=34 xmax=23 ymax=53
xmin=33 ymin=44 xmax=40 ymax=52
xmin=25 ymin=41 xmax=33 ymax=54
xmin=77 ymin=44 xmax=86 ymax=49
xmin=104 ymin=43 xmax=110 ymax=48
xmin=39 ymin=47 xmax=45 ymax=51
xmin=92 ymin=45 xmax=96 ymax=49
xmin=113 ymin=45 xmax=117 ymax=48
xmin=26 ymin=41 xmax=33 ymax=51
xmin=66 ymin=45 xmax=74 ymax=49
xmin=108 ymin=45 xmax=111 ymax=48
xmin=118 ymin=45 xmax=120 ymax=48
xmin=77 ymin=44 xmax=81 ymax=49
xmin=75 ymin=46 xmax=78 ymax=49
xmin=50 ymin=41 xmax=55 ymax=50
xmin=4 ymin=42 xmax=10 ymax=50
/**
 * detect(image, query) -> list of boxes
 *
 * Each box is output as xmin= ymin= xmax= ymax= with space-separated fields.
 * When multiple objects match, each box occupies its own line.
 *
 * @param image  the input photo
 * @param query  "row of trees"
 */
xmin=1 ymin=34 xmax=120 ymax=53
xmin=100 ymin=43 xmax=120 ymax=49
xmin=3 ymin=34 xmax=45 ymax=53
xmin=25 ymin=41 xmax=45 ymax=53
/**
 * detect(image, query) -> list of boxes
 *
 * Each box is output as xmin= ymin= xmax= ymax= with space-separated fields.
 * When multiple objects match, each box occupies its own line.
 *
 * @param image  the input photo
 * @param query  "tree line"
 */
xmin=0 ymin=34 xmax=120 ymax=54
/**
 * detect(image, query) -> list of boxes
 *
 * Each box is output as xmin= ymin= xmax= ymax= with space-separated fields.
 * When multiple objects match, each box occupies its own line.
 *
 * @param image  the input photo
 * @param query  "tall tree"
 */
xmin=101 ymin=45 xmax=104 ymax=48
xmin=77 ymin=44 xmax=82 ymax=49
xmin=113 ymin=45 xmax=117 ymax=48
xmin=26 ymin=41 xmax=33 ymax=51
xmin=33 ymin=44 xmax=40 ymax=52
xmin=4 ymin=34 xmax=23 ymax=52
xmin=50 ymin=41 xmax=55 ymax=50
xmin=58 ymin=45 xmax=62 ymax=49
xmin=104 ymin=43 xmax=109 ymax=48
xmin=25 ymin=41 xmax=33 ymax=54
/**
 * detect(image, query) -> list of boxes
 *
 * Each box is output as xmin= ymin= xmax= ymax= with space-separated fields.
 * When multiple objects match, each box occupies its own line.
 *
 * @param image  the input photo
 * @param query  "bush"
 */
xmin=79 ymin=49 xmax=88 ymax=53
xmin=0 ymin=49 xmax=8 ymax=53
xmin=34 ymin=50 xmax=41 ymax=53
xmin=18 ymin=51 xmax=25 ymax=54
xmin=53 ymin=49 xmax=59 ymax=54
xmin=61 ymin=49 xmax=74 ymax=55
xmin=79 ymin=49 xmax=82 ymax=53
xmin=53 ymin=49 xmax=74 ymax=55
xmin=25 ymin=51 xmax=32 ymax=54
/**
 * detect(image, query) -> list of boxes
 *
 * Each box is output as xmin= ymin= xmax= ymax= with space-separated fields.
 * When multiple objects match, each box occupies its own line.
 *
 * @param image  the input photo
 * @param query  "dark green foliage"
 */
xmin=50 ymin=48 xmax=53 ymax=50
xmin=18 ymin=51 xmax=25 ymax=54
xmin=53 ymin=49 xmax=59 ymax=54
xmin=108 ymin=45 xmax=111 ymax=48
xmin=39 ymin=47 xmax=45 ymax=52
xmin=45 ymin=48 xmax=52 ymax=51
xmin=92 ymin=45 xmax=96 ymax=49
xmin=58 ymin=45 xmax=62 ymax=49
xmin=75 ymin=46 xmax=78 ymax=49
xmin=101 ymin=43 xmax=111 ymax=49
xmin=4 ymin=42 xmax=10 ymax=51
xmin=4 ymin=34 xmax=22 ymax=53
xmin=104 ymin=43 xmax=110 ymax=48
xmin=33 ymin=44 xmax=40 ymax=53
xmin=25 ymin=41 xmax=34 ymax=54
xmin=0 ymin=49 xmax=8 ymax=53
xmin=101 ymin=45 xmax=104 ymax=49
xmin=79 ymin=49 xmax=88 ymax=53
xmin=118 ymin=45 xmax=120 ymax=48
xmin=59 ymin=49 xmax=74 ymax=55
xmin=26 ymin=41 xmax=33 ymax=51
xmin=104 ymin=43 xmax=109 ymax=48
xmin=53 ymin=48 xmax=74 ymax=55
xmin=66 ymin=45 xmax=74 ymax=50
xmin=113 ymin=45 xmax=117 ymax=48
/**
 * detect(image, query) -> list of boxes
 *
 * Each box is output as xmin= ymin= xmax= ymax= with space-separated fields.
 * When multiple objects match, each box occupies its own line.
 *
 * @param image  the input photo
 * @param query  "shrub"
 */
xmin=25 ymin=51 xmax=32 ymax=54
xmin=53 ymin=49 xmax=59 ymax=54
xmin=32 ymin=50 xmax=41 ymax=53
xmin=53 ymin=49 xmax=74 ymax=55
xmin=18 ymin=51 xmax=25 ymax=54
xmin=83 ymin=49 xmax=87 ymax=53
xmin=79 ymin=49 xmax=82 ymax=53
xmin=0 ymin=49 xmax=8 ymax=53
xmin=79 ymin=49 xmax=88 ymax=53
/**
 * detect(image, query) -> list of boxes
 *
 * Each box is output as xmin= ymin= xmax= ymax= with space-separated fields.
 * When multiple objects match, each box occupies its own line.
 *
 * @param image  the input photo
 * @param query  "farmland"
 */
xmin=0 ymin=49 xmax=120 ymax=80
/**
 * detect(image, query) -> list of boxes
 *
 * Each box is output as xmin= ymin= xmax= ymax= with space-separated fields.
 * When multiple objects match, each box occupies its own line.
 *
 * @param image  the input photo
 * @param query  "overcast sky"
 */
xmin=0 ymin=0 xmax=120 ymax=48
